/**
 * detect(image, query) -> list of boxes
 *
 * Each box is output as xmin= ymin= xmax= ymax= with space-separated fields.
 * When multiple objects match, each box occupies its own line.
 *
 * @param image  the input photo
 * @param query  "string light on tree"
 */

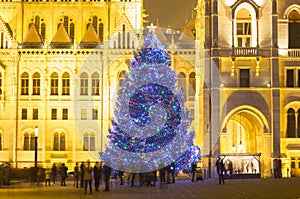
xmin=100 ymin=26 xmax=199 ymax=173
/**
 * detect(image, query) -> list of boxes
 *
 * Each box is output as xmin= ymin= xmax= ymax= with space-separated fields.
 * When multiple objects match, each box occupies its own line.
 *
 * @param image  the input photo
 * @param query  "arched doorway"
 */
xmin=220 ymin=109 xmax=270 ymax=178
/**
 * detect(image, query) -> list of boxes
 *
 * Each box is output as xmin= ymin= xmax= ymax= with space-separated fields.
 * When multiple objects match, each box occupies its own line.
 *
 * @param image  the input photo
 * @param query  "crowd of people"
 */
xmin=36 ymin=160 xmax=112 ymax=195
xmin=37 ymin=161 xmax=192 ymax=193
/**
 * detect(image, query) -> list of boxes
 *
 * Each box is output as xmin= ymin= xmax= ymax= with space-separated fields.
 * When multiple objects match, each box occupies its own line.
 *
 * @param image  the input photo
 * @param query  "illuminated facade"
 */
xmin=0 ymin=0 xmax=197 ymax=170
xmin=196 ymin=0 xmax=300 ymax=178
xmin=1 ymin=0 xmax=300 ymax=179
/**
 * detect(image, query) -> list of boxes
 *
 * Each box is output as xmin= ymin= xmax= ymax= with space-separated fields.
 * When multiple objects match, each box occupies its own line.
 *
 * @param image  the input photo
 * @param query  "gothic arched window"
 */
xmin=88 ymin=16 xmax=104 ymax=42
xmin=62 ymin=72 xmax=70 ymax=95
xmin=188 ymin=72 xmax=196 ymax=101
xmin=287 ymin=108 xmax=296 ymax=138
xmin=50 ymin=72 xmax=59 ymax=95
xmin=21 ymin=72 xmax=29 ymax=95
xmin=83 ymin=132 xmax=95 ymax=151
xmin=92 ymin=72 xmax=100 ymax=95
xmin=178 ymin=72 xmax=186 ymax=97
xmin=236 ymin=8 xmax=252 ymax=47
xmin=54 ymin=132 xmax=66 ymax=151
xmin=80 ymin=72 xmax=88 ymax=95
xmin=32 ymin=72 xmax=40 ymax=95
xmin=118 ymin=71 xmax=126 ymax=92
xmin=288 ymin=10 xmax=300 ymax=48
xmin=30 ymin=15 xmax=46 ymax=41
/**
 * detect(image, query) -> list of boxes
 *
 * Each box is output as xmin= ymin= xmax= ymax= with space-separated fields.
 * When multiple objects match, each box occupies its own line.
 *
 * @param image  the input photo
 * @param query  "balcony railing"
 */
xmin=288 ymin=49 xmax=300 ymax=57
xmin=232 ymin=47 xmax=259 ymax=57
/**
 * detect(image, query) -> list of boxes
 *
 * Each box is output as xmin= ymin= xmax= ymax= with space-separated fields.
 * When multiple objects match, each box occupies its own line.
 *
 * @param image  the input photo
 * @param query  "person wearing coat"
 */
xmin=103 ymin=164 xmax=112 ymax=191
xmin=83 ymin=160 xmax=93 ymax=195
xmin=60 ymin=163 xmax=68 ymax=186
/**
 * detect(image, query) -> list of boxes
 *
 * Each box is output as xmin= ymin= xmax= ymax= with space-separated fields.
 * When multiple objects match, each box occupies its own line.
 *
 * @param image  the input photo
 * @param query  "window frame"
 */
xmin=21 ymin=72 xmax=29 ymax=95
xmin=80 ymin=73 xmax=88 ymax=95
xmin=51 ymin=73 xmax=59 ymax=95
xmin=32 ymin=72 xmax=40 ymax=95
xmin=62 ymin=72 xmax=70 ymax=95
xmin=51 ymin=108 xmax=57 ymax=120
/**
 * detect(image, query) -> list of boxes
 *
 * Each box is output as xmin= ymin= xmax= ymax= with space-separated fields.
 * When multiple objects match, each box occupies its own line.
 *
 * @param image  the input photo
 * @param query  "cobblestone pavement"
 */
xmin=0 ymin=178 xmax=300 ymax=199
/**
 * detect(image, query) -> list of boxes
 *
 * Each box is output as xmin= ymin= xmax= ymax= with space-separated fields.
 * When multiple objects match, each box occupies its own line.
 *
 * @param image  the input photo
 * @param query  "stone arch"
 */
xmin=221 ymin=106 xmax=269 ymax=154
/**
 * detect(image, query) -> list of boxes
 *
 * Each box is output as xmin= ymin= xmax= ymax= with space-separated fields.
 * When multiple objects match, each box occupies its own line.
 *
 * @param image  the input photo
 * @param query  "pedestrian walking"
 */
xmin=103 ymin=164 xmax=112 ymax=191
xmin=45 ymin=168 xmax=51 ymax=186
xmin=74 ymin=162 xmax=79 ymax=188
xmin=216 ymin=156 xmax=225 ymax=184
xmin=93 ymin=162 xmax=101 ymax=191
xmin=60 ymin=163 xmax=68 ymax=186
xmin=131 ymin=173 xmax=136 ymax=187
xmin=84 ymin=159 xmax=92 ymax=195
xmin=51 ymin=163 xmax=57 ymax=185
xmin=80 ymin=161 xmax=84 ymax=188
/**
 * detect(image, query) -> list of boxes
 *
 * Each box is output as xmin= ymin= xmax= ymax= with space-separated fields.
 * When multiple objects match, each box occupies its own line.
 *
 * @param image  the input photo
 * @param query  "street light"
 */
xmin=34 ymin=126 xmax=38 ymax=168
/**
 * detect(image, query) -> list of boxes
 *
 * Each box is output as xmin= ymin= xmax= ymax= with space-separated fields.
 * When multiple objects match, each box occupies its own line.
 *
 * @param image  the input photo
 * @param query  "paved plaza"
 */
xmin=0 ymin=178 xmax=300 ymax=199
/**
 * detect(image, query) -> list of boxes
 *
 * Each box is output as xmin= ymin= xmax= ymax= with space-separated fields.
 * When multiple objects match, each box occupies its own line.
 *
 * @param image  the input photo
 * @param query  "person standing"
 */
xmin=216 ymin=157 xmax=225 ymax=184
xmin=84 ymin=160 xmax=93 ymax=195
xmin=103 ymin=164 xmax=112 ymax=191
xmin=74 ymin=162 xmax=79 ymax=188
xmin=93 ymin=162 xmax=101 ymax=191
xmin=118 ymin=170 xmax=124 ymax=185
xmin=131 ymin=173 xmax=136 ymax=187
xmin=191 ymin=162 xmax=197 ymax=182
xmin=227 ymin=159 xmax=233 ymax=179
xmin=45 ymin=168 xmax=51 ymax=186
xmin=80 ymin=161 xmax=84 ymax=188
xmin=51 ymin=163 xmax=57 ymax=185
xmin=170 ymin=162 xmax=176 ymax=183
xmin=159 ymin=167 xmax=167 ymax=188
xmin=60 ymin=163 xmax=68 ymax=186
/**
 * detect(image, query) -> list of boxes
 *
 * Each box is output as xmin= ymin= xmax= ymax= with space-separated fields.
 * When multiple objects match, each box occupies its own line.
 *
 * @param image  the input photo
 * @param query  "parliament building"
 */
xmin=0 ymin=0 xmax=300 ymax=179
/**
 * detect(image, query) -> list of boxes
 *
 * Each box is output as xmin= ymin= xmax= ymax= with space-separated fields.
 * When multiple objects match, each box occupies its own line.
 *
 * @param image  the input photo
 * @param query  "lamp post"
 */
xmin=34 ymin=126 xmax=38 ymax=168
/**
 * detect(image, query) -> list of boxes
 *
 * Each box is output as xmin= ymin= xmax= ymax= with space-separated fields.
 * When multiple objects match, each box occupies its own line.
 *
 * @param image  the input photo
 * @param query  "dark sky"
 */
xmin=144 ymin=0 xmax=198 ymax=30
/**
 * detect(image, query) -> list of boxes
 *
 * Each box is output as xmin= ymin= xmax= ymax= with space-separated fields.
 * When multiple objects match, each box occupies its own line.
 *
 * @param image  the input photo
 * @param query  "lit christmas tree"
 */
xmin=100 ymin=25 xmax=199 ymax=173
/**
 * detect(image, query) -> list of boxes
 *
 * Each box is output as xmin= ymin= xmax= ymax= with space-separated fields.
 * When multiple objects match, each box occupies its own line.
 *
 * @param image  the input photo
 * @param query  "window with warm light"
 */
xmin=81 ymin=108 xmax=87 ymax=120
xmin=236 ymin=8 xmax=252 ymax=47
xmin=51 ymin=108 xmax=57 ymax=120
xmin=80 ymin=73 xmax=88 ymax=95
xmin=22 ymin=108 xmax=27 ymax=120
xmin=62 ymin=72 xmax=70 ymax=95
xmin=21 ymin=72 xmax=29 ymax=95
xmin=83 ymin=132 xmax=95 ymax=151
xmin=54 ymin=132 xmax=66 ymax=151
xmin=92 ymin=72 xmax=100 ymax=95
xmin=24 ymin=133 xmax=29 ymax=150
xmin=32 ymin=72 xmax=40 ymax=95
xmin=33 ymin=108 xmax=38 ymax=120
xmin=92 ymin=108 xmax=98 ymax=120
xmin=50 ymin=73 xmax=59 ymax=95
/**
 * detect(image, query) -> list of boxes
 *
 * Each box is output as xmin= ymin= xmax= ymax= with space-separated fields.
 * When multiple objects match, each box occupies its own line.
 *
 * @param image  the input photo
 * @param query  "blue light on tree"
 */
xmin=100 ymin=24 xmax=198 ymax=173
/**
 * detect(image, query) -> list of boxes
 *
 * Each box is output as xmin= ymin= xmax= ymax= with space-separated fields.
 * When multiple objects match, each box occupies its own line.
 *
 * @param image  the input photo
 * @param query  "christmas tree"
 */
xmin=100 ymin=25 xmax=199 ymax=173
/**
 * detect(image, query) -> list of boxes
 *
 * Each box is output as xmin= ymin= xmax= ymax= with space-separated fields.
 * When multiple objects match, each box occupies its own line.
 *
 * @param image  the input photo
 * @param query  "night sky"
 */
xmin=143 ymin=0 xmax=198 ymax=30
